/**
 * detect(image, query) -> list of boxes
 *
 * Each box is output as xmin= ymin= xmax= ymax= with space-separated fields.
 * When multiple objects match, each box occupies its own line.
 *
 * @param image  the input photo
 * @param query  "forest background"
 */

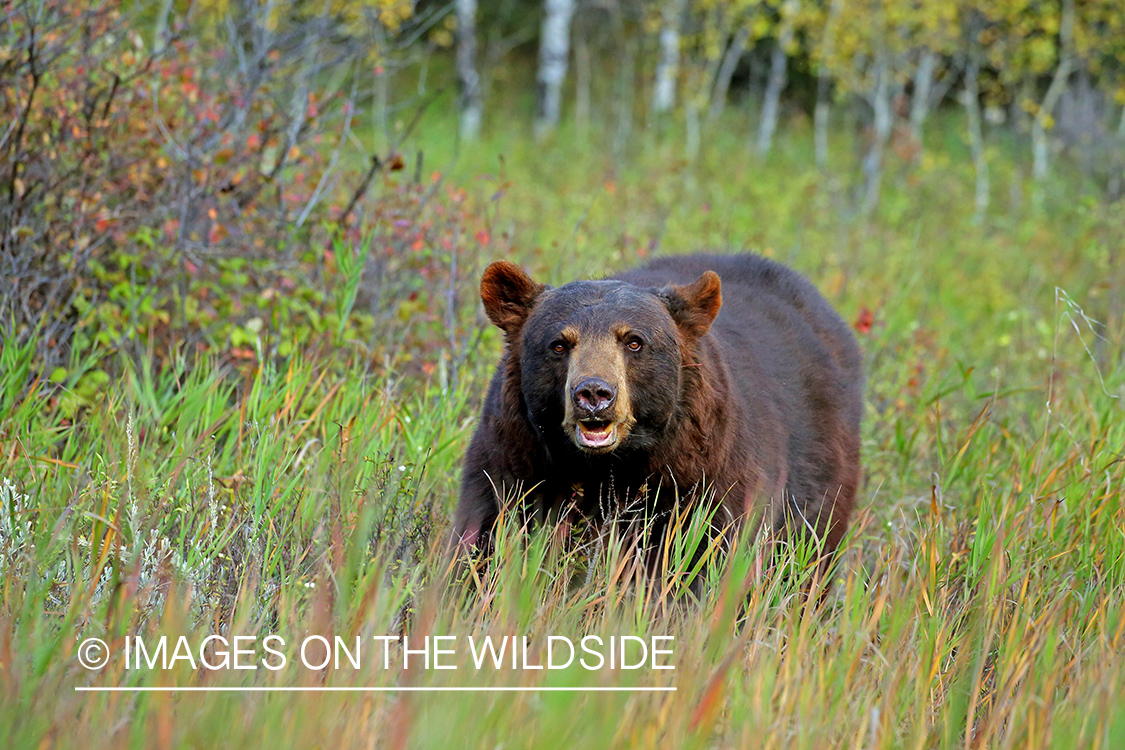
xmin=2 ymin=1 xmax=1125 ymax=747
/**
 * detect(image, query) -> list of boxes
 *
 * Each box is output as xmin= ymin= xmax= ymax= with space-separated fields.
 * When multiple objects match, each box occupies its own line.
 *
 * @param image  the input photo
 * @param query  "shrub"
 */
xmin=1 ymin=0 xmax=490 ymax=410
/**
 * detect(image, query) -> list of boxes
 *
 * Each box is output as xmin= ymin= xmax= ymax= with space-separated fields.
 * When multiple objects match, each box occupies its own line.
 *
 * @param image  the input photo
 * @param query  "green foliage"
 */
xmin=3 ymin=3 xmax=1125 ymax=746
xmin=3 ymin=104 xmax=1125 ymax=746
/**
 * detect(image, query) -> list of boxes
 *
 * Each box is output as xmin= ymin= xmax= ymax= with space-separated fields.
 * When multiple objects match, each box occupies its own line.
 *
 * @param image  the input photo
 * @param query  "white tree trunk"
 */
xmin=1031 ymin=62 xmax=1073 ymax=185
xmin=575 ymin=34 xmax=591 ymax=140
xmin=1112 ymin=102 xmax=1125 ymax=198
xmin=758 ymin=45 xmax=788 ymax=154
xmin=963 ymin=56 xmax=989 ymax=224
xmin=709 ymin=27 xmax=748 ymax=121
xmin=1031 ymin=0 xmax=1074 ymax=203
xmin=456 ymin=0 xmax=483 ymax=142
xmin=861 ymin=55 xmax=893 ymax=214
xmin=910 ymin=49 xmax=936 ymax=146
xmin=652 ymin=0 xmax=687 ymax=116
xmin=814 ymin=90 xmax=831 ymax=170
xmin=686 ymin=97 xmax=701 ymax=160
xmin=613 ymin=38 xmax=636 ymax=162
xmin=154 ymin=0 xmax=175 ymax=54
xmin=757 ymin=0 xmax=800 ymax=156
xmin=535 ymin=0 xmax=576 ymax=138
xmin=813 ymin=0 xmax=843 ymax=169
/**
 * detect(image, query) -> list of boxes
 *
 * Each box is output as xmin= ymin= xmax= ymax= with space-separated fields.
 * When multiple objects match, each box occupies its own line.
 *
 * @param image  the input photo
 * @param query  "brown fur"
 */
xmin=455 ymin=253 xmax=863 ymax=571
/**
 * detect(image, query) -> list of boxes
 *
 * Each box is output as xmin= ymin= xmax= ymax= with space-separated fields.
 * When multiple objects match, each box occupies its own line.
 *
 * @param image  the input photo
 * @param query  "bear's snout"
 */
xmin=573 ymin=377 xmax=617 ymax=416
xmin=571 ymin=376 xmax=624 ymax=450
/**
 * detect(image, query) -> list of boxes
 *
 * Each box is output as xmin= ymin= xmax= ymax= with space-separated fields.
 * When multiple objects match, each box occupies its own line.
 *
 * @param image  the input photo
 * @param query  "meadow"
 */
xmin=3 ymin=92 xmax=1125 ymax=749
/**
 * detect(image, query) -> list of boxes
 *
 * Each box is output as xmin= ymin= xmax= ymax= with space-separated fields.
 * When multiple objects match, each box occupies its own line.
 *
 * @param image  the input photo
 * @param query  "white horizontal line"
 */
xmin=75 ymin=686 xmax=676 ymax=693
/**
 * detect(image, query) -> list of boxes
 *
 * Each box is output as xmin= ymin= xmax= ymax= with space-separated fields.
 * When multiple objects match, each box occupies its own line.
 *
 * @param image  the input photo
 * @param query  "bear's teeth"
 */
xmin=577 ymin=422 xmax=616 ymax=448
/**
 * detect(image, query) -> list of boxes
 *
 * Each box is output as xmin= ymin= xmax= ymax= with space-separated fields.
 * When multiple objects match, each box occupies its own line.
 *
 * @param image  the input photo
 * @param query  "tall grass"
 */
xmin=2 ymin=112 xmax=1124 ymax=748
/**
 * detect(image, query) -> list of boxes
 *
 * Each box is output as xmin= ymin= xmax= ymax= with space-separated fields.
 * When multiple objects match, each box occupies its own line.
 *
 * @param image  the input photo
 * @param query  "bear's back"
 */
xmin=617 ymin=253 xmax=863 ymax=533
xmin=616 ymin=253 xmax=861 ymax=393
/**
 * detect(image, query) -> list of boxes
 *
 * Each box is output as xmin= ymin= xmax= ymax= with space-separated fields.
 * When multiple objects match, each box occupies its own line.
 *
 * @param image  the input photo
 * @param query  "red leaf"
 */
xmin=854 ymin=306 xmax=874 ymax=334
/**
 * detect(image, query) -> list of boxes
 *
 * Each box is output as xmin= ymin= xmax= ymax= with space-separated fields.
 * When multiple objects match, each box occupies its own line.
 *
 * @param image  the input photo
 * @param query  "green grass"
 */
xmin=2 ymin=103 xmax=1125 ymax=748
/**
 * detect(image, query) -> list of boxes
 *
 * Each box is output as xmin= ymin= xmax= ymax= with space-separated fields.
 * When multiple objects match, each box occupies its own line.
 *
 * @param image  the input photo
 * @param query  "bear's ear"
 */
xmin=480 ymin=260 xmax=547 ymax=335
xmin=659 ymin=271 xmax=723 ymax=337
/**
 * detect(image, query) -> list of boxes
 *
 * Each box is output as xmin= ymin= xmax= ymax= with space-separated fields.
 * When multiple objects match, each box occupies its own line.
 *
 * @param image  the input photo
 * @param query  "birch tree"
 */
xmin=811 ymin=0 xmax=845 ymax=169
xmin=653 ymin=0 xmax=688 ymax=116
xmin=977 ymin=0 xmax=1075 ymax=206
xmin=1030 ymin=0 xmax=1075 ymax=200
xmin=456 ymin=0 xmax=483 ymax=142
xmin=757 ymin=0 xmax=801 ymax=155
xmin=904 ymin=0 xmax=959 ymax=147
xmin=709 ymin=27 xmax=749 ymax=121
xmin=860 ymin=53 xmax=894 ymax=214
xmin=909 ymin=50 xmax=937 ymax=143
xmin=962 ymin=42 xmax=988 ymax=223
xmin=982 ymin=0 xmax=1125 ymax=204
xmin=821 ymin=0 xmax=908 ymax=212
xmin=535 ymin=0 xmax=576 ymax=137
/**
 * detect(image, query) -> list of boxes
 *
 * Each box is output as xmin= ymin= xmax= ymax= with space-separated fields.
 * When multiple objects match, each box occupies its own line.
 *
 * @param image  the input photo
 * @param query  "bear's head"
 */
xmin=479 ymin=261 xmax=722 ymax=456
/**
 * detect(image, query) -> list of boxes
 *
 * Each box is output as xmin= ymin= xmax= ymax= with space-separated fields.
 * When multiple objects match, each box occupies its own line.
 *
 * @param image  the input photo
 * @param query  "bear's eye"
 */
xmin=551 ymin=340 xmax=568 ymax=354
xmin=625 ymin=337 xmax=643 ymax=352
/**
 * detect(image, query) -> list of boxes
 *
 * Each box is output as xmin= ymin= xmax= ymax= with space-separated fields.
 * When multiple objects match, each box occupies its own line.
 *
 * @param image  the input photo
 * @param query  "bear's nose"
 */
xmin=573 ymin=377 xmax=617 ymax=414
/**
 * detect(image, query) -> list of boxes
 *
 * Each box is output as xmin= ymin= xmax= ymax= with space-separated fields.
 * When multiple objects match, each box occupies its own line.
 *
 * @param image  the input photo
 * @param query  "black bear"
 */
xmin=454 ymin=253 xmax=863 ymax=570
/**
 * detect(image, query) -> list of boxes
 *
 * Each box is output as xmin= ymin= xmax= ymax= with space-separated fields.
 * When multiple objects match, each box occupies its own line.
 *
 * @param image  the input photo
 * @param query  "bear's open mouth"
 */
xmin=576 ymin=419 xmax=617 ymax=450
